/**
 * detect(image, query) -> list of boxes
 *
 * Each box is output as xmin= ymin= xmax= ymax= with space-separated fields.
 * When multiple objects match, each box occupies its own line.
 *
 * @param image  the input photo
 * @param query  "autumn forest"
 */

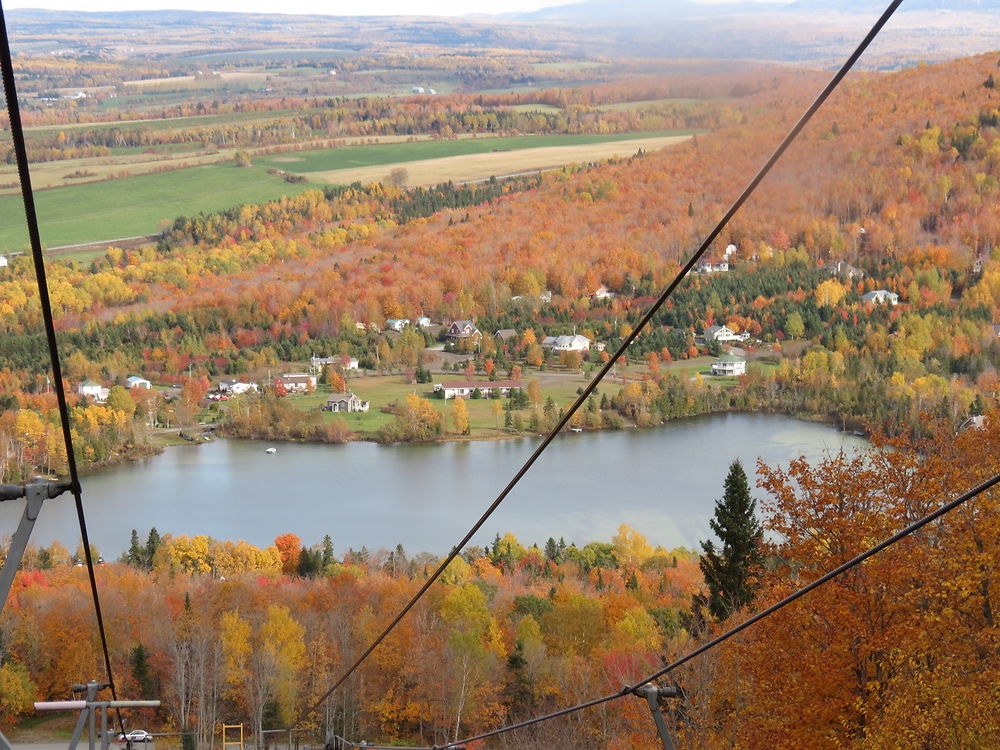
xmin=0 ymin=11 xmax=999 ymax=749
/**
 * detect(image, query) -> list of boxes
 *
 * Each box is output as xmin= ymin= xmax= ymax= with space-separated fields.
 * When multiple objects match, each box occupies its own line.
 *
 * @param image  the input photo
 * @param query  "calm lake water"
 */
xmin=0 ymin=413 xmax=868 ymax=557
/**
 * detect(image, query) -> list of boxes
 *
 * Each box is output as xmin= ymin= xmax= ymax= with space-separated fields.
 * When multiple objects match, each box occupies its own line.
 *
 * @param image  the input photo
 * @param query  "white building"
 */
xmin=126 ymin=376 xmax=151 ymax=389
xmin=219 ymin=380 xmax=259 ymax=395
xmin=541 ymin=334 xmax=591 ymax=352
xmin=386 ymin=318 xmax=410 ymax=331
xmin=0 ymin=256 xmax=7 ymax=267
xmin=862 ymin=290 xmax=899 ymax=305
xmin=78 ymin=379 xmax=109 ymax=402
xmin=276 ymin=373 xmax=316 ymax=393
xmin=711 ymin=355 xmax=747 ymax=376
xmin=704 ymin=325 xmax=749 ymax=343
xmin=434 ymin=380 xmax=524 ymax=399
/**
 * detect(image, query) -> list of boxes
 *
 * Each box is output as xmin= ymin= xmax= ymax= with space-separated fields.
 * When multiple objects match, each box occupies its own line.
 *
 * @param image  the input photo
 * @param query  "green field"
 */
xmin=0 ymin=130 xmax=697 ymax=251
xmin=0 ymin=162 xmax=315 ymax=251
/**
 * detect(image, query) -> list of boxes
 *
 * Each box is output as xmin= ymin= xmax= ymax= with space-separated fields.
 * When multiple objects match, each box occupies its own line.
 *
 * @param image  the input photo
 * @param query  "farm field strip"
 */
xmin=0 ymin=131 xmax=695 ymax=251
xmin=306 ymin=135 xmax=694 ymax=187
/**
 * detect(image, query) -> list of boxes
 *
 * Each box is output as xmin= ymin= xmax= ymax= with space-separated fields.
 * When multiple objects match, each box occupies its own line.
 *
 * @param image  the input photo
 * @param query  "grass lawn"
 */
xmin=284 ymin=369 xmax=596 ymax=438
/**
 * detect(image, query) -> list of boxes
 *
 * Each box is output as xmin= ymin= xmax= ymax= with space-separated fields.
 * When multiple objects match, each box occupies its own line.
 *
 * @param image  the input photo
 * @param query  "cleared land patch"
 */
xmin=306 ymin=135 xmax=693 ymax=187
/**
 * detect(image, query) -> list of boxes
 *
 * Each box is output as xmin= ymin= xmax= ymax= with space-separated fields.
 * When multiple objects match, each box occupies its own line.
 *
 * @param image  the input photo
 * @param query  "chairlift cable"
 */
xmin=297 ymin=0 xmax=906 ymax=724
xmin=448 ymin=468 xmax=1000 ymax=747
xmin=0 ymin=0 xmax=125 ymax=733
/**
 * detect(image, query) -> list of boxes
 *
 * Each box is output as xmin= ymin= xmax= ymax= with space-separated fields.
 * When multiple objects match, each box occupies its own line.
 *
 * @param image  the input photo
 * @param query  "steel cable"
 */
xmin=447 ymin=469 xmax=1000 ymax=747
xmin=298 ymin=0 xmax=906 ymax=724
xmin=0 ymin=0 xmax=124 ymax=732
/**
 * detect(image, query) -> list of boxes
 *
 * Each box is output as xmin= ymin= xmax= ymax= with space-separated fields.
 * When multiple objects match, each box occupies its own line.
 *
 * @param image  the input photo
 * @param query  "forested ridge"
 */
xmin=1 ymin=54 xmax=999 ymax=468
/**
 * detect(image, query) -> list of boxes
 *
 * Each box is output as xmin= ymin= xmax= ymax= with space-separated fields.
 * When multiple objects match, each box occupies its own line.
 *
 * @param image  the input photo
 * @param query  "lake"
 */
xmin=0 ymin=413 xmax=869 ymax=558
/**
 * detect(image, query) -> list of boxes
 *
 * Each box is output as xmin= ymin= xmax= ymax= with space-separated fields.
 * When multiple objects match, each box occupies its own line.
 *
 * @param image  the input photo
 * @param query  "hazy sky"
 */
xmin=3 ymin=0 xmax=791 ymax=16
xmin=4 ymin=0 xmax=582 ymax=14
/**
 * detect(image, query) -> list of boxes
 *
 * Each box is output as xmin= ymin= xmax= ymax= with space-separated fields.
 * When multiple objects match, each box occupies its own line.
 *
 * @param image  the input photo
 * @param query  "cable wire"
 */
xmin=0 ymin=0 xmax=124 ymax=732
xmin=297 ymin=0 xmax=906 ymax=724
xmin=448 ymin=468 xmax=1000 ymax=747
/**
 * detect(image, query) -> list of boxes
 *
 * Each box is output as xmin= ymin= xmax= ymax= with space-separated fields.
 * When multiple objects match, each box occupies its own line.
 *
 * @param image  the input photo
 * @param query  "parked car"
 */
xmin=123 ymin=730 xmax=153 ymax=743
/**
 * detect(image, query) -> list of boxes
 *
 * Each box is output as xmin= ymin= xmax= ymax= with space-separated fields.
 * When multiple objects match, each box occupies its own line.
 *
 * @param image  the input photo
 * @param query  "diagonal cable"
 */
xmin=0 ymin=0 xmax=124 ymax=731
xmin=299 ymin=0 xmax=903 ymax=721
xmin=448 ymin=468 xmax=1000 ymax=747
xmin=298 ymin=0 xmax=906 ymax=723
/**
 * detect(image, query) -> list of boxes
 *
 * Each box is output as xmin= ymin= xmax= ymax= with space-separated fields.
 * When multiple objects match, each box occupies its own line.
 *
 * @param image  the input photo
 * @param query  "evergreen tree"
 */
xmin=145 ymin=528 xmax=161 ymax=569
xmin=321 ymin=535 xmax=334 ymax=572
xmin=127 ymin=530 xmax=144 ymax=568
xmin=130 ymin=644 xmax=156 ymax=698
xmin=697 ymin=459 xmax=764 ymax=621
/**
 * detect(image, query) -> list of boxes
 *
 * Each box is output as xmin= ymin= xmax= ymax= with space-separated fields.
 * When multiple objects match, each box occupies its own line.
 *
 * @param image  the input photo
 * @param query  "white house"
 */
xmin=434 ymin=380 xmax=524 ymax=399
xmin=416 ymin=316 xmax=432 ymax=328
xmin=126 ymin=376 xmax=151 ymax=390
xmin=697 ymin=259 xmax=729 ymax=273
xmin=78 ymin=379 xmax=109 ymax=402
xmin=541 ymin=334 xmax=591 ymax=352
xmin=862 ymin=290 xmax=899 ymax=305
xmin=276 ymin=373 xmax=316 ymax=393
xmin=0 ymin=255 xmax=7 ymax=268
xmin=219 ymin=380 xmax=259 ymax=395
xmin=711 ymin=355 xmax=746 ymax=376
xmin=386 ymin=318 xmax=410 ymax=331
xmin=591 ymin=285 xmax=615 ymax=300
xmin=704 ymin=325 xmax=749 ymax=343
xmin=324 ymin=392 xmax=370 ymax=413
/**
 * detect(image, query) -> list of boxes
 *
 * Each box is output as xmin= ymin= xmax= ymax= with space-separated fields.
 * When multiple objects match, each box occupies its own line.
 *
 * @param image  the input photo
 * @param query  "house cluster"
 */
xmin=324 ymin=392 xmax=369 ymax=413
xmin=541 ymin=334 xmax=591 ymax=352
xmin=385 ymin=316 xmax=433 ymax=331
xmin=703 ymin=325 xmax=750 ymax=343
xmin=697 ymin=244 xmax=737 ymax=274
xmin=434 ymin=380 xmax=525 ymax=399
xmin=77 ymin=374 xmax=151 ymax=402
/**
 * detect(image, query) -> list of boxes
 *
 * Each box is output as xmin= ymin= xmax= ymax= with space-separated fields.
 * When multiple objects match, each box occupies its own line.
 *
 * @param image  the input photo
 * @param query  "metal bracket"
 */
xmin=0 ymin=480 xmax=71 ymax=616
xmin=631 ymin=683 xmax=682 ymax=750
xmin=34 ymin=681 xmax=159 ymax=750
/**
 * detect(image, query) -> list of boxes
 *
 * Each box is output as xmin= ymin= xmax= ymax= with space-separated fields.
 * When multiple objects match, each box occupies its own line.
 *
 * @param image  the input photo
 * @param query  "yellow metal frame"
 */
xmin=222 ymin=724 xmax=244 ymax=750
